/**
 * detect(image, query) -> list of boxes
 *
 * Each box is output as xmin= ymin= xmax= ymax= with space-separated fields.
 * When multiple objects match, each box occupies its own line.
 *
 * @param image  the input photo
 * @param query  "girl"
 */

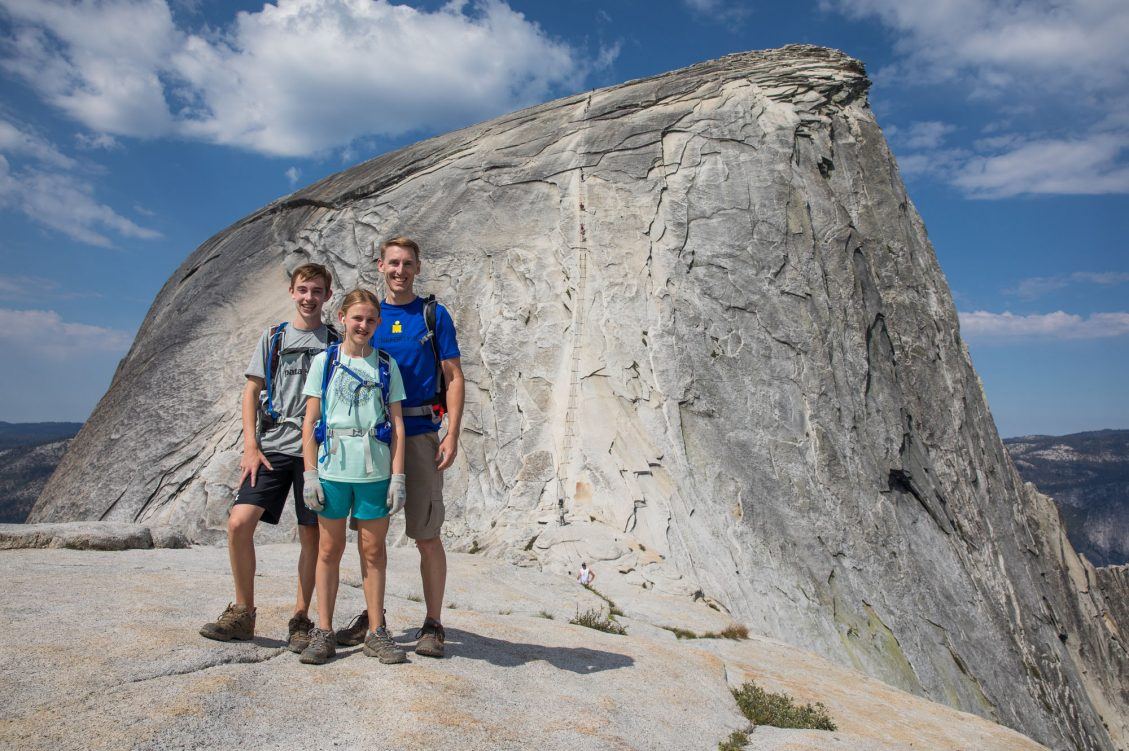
xmin=299 ymin=288 xmax=408 ymax=665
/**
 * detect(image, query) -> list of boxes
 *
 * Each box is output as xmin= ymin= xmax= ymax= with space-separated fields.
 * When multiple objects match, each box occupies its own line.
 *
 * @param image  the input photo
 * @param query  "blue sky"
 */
xmin=0 ymin=0 xmax=1126 ymax=437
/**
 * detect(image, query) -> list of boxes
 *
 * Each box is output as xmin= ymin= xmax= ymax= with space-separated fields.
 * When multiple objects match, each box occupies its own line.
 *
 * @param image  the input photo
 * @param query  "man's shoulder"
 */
xmin=429 ymin=299 xmax=457 ymax=329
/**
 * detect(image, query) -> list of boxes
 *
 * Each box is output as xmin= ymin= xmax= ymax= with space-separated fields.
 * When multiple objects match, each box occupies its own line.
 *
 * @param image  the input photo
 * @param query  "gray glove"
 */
xmin=388 ymin=474 xmax=406 ymax=516
xmin=302 ymin=470 xmax=325 ymax=513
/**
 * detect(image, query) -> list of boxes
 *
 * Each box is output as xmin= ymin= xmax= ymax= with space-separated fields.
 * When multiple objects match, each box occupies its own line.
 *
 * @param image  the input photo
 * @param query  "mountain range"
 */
xmin=1005 ymin=429 xmax=1129 ymax=566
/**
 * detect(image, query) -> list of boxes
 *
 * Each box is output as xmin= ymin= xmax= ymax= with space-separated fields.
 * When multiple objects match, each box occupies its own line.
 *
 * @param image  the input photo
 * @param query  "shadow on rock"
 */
xmin=404 ymin=627 xmax=634 ymax=674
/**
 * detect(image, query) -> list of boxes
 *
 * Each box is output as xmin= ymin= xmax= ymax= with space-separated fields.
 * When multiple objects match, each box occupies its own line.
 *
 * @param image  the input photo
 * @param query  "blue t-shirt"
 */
xmin=371 ymin=296 xmax=460 ymax=437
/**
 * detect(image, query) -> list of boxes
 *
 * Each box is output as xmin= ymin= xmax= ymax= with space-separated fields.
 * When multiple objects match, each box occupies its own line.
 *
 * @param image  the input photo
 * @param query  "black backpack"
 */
xmin=420 ymin=295 xmax=448 ymax=420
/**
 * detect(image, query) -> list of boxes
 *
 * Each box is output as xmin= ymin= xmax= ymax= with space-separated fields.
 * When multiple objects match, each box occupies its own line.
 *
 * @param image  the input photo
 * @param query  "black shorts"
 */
xmin=233 ymin=453 xmax=317 ymax=526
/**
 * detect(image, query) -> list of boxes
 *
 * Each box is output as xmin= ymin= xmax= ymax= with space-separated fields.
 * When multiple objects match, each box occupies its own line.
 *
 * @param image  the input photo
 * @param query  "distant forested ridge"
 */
xmin=1005 ymin=429 xmax=1129 ymax=566
xmin=0 ymin=422 xmax=82 ymax=523
xmin=0 ymin=421 xmax=83 ymax=450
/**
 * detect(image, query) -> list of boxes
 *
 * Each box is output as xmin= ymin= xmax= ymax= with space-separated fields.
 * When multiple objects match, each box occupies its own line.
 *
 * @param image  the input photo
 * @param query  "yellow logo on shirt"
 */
xmin=392 ymin=320 xmax=402 ymax=333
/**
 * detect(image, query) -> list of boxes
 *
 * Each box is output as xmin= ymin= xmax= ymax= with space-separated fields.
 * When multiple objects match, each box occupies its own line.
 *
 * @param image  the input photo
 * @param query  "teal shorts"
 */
xmin=319 ymin=478 xmax=390 ymax=521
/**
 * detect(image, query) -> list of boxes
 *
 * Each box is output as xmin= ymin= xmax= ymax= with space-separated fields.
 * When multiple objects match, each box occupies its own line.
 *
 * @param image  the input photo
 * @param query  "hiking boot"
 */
xmin=335 ymin=610 xmax=369 ymax=647
xmin=299 ymin=627 xmax=337 ymax=665
xmin=287 ymin=613 xmax=314 ymax=653
xmin=414 ymin=618 xmax=445 ymax=658
xmin=363 ymin=625 xmax=407 ymax=664
xmin=199 ymin=603 xmax=255 ymax=641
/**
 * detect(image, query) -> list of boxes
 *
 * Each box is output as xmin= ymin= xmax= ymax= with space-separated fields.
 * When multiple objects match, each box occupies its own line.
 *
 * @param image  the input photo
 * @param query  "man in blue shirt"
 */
xmin=336 ymin=236 xmax=464 ymax=658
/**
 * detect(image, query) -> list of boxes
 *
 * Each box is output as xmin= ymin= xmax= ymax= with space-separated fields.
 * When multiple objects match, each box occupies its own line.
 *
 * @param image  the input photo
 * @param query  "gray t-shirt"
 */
xmin=245 ymin=323 xmax=336 ymax=457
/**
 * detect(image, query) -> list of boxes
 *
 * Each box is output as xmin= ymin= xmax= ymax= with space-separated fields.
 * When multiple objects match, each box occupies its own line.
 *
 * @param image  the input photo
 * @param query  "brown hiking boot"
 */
xmin=414 ymin=618 xmax=445 ymax=658
xmin=287 ymin=613 xmax=314 ymax=653
xmin=299 ymin=627 xmax=336 ymax=665
xmin=363 ymin=625 xmax=407 ymax=664
xmin=200 ymin=603 xmax=255 ymax=641
xmin=334 ymin=610 xmax=369 ymax=647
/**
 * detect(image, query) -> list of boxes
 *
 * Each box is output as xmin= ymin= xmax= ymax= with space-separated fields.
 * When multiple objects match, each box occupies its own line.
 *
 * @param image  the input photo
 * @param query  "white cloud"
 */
xmin=953 ymin=134 xmax=1129 ymax=198
xmin=285 ymin=166 xmax=300 ymax=186
xmin=75 ymin=132 xmax=121 ymax=150
xmin=0 ymin=116 xmax=159 ymax=247
xmin=1007 ymin=271 xmax=1129 ymax=300
xmin=0 ymin=274 xmax=102 ymax=300
xmin=0 ymin=0 xmax=608 ymax=157
xmin=894 ymin=146 xmax=969 ymax=179
xmin=827 ymin=0 xmax=1129 ymax=94
xmin=0 ymin=0 xmax=180 ymax=136
xmin=0 ymin=307 xmax=133 ymax=360
xmin=959 ymin=309 xmax=1129 ymax=340
xmin=682 ymin=0 xmax=750 ymax=24
xmin=0 ymin=116 xmax=74 ymax=168
xmin=0 ymin=155 xmax=161 ymax=247
xmin=829 ymin=0 xmax=1129 ymax=198
xmin=888 ymin=121 xmax=957 ymax=150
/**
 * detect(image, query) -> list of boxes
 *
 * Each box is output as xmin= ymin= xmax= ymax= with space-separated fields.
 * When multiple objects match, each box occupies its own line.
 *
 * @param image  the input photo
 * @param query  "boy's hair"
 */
xmin=379 ymin=236 xmax=421 ymax=261
xmin=290 ymin=263 xmax=332 ymax=290
xmin=339 ymin=288 xmax=381 ymax=316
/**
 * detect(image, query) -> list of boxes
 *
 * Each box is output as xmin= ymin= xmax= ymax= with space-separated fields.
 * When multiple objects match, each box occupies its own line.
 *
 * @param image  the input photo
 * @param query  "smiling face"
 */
xmin=289 ymin=273 xmax=330 ymax=321
xmin=378 ymin=244 xmax=419 ymax=299
xmin=339 ymin=301 xmax=380 ymax=347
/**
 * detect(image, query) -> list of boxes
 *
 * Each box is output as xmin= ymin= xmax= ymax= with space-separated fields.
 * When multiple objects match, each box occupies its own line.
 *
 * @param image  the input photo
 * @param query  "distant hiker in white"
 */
xmin=200 ymin=264 xmax=336 ymax=650
xmin=578 ymin=562 xmax=595 ymax=586
xmin=334 ymin=236 xmax=465 ymax=659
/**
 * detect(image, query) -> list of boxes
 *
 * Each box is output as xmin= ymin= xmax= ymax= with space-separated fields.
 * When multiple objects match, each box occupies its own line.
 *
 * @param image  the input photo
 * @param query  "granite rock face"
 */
xmin=33 ymin=46 xmax=1127 ymax=750
xmin=1 ymin=544 xmax=1052 ymax=751
xmin=0 ymin=521 xmax=189 ymax=550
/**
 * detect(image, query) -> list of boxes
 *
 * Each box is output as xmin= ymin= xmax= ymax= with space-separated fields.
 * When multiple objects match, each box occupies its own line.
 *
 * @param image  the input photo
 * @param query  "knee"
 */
xmin=415 ymin=537 xmax=443 ymax=557
xmin=318 ymin=535 xmax=345 ymax=563
xmin=227 ymin=513 xmax=256 ymax=540
xmin=363 ymin=542 xmax=387 ymax=568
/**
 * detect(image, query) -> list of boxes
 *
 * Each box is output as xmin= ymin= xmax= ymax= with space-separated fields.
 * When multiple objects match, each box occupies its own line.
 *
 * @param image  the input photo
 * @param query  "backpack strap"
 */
xmin=421 ymin=295 xmax=447 ymax=420
xmin=263 ymin=322 xmax=288 ymax=423
xmin=316 ymin=342 xmax=340 ymax=465
xmin=374 ymin=349 xmax=394 ymax=446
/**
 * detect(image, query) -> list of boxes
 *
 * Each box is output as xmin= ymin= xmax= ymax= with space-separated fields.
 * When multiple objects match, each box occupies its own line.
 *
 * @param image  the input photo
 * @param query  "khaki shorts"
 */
xmin=403 ymin=432 xmax=445 ymax=540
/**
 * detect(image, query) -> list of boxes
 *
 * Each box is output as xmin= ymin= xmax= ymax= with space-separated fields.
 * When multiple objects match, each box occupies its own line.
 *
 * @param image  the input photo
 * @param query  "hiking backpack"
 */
xmin=261 ymin=322 xmax=340 ymax=432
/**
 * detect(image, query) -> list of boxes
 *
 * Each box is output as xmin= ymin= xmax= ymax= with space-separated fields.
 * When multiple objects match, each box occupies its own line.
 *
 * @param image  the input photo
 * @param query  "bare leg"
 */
xmin=295 ymin=523 xmax=319 ymax=616
xmin=357 ymin=517 xmax=391 ymax=631
xmin=228 ymin=504 xmax=265 ymax=609
xmin=416 ymin=536 xmax=446 ymax=622
xmin=315 ymin=517 xmax=347 ymax=630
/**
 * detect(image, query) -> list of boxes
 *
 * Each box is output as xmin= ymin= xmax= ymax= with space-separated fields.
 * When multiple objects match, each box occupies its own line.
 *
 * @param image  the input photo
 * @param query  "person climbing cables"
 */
xmin=578 ymin=562 xmax=596 ymax=586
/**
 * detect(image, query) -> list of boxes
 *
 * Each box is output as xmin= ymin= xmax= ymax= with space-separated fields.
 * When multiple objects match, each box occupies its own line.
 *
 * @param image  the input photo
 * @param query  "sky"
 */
xmin=0 ymin=0 xmax=1126 ymax=437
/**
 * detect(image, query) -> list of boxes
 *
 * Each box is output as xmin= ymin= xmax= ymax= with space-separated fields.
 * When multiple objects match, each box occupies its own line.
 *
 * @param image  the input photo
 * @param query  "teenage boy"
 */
xmin=336 ymin=237 xmax=464 ymax=657
xmin=200 ymin=263 xmax=336 ymax=651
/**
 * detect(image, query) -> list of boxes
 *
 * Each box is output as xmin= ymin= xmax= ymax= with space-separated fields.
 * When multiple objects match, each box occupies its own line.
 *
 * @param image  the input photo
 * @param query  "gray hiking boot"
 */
xmin=299 ymin=627 xmax=337 ymax=665
xmin=287 ymin=613 xmax=314 ymax=653
xmin=363 ymin=625 xmax=407 ymax=664
xmin=414 ymin=618 xmax=445 ymax=658
xmin=335 ymin=610 xmax=369 ymax=647
xmin=200 ymin=603 xmax=255 ymax=641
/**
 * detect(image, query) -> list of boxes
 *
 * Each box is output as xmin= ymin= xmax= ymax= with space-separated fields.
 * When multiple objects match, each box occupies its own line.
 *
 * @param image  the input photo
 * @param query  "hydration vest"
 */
xmin=313 ymin=343 xmax=394 ymax=472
